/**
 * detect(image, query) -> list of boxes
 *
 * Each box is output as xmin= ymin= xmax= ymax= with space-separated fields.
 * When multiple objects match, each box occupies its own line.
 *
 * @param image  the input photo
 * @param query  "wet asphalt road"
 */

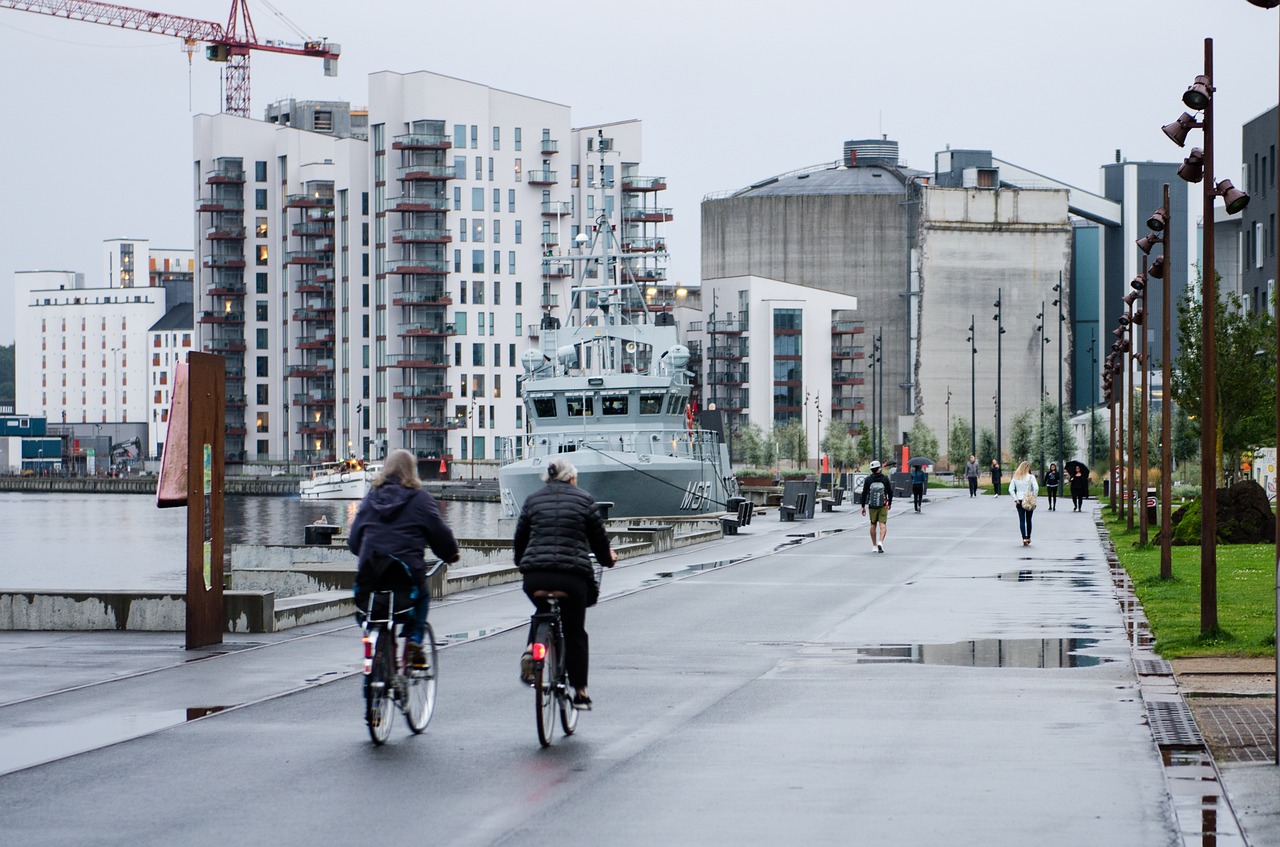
xmin=0 ymin=492 xmax=1175 ymax=846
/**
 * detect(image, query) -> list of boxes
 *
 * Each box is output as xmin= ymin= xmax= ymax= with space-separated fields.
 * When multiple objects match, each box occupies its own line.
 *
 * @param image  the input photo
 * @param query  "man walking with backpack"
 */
xmin=860 ymin=460 xmax=893 ymax=553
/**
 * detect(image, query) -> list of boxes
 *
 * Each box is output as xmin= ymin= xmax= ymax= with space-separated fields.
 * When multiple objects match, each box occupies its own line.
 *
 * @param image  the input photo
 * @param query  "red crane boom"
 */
xmin=0 ymin=0 xmax=339 ymax=117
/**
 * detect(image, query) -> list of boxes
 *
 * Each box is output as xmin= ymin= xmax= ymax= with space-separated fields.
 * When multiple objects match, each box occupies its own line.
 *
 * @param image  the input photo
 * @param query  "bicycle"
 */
xmin=359 ymin=559 xmax=441 ymax=746
xmin=529 ymin=561 xmax=603 ymax=747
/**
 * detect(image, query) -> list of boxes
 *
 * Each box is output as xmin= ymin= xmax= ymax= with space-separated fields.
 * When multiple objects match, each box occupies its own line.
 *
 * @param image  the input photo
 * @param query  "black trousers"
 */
xmin=967 ymin=477 xmax=978 ymax=497
xmin=523 ymin=571 xmax=591 ymax=689
xmin=912 ymin=483 xmax=924 ymax=510
xmin=1071 ymin=489 xmax=1085 ymax=510
xmin=1046 ymin=486 xmax=1058 ymax=509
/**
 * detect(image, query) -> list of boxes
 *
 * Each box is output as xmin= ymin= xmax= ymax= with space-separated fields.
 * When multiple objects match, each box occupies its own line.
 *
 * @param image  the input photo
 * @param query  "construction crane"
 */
xmin=0 ymin=0 xmax=339 ymax=117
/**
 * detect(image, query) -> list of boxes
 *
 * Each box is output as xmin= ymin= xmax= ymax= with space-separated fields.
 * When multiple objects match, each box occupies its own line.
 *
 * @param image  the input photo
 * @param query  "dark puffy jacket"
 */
xmin=347 ymin=478 xmax=459 ymax=574
xmin=513 ymin=480 xmax=613 ymax=578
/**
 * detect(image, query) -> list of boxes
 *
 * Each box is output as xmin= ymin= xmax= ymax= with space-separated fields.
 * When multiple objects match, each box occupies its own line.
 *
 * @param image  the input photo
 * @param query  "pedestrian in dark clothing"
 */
xmin=1044 ymin=463 xmax=1061 ymax=511
xmin=1070 ymin=467 xmax=1089 ymax=511
xmin=514 ymin=459 xmax=616 ymax=710
xmin=965 ymin=455 xmax=979 ymax=497
xmin=910 ymin=465 xmax=927 ymax=512
xmin=349 ymin=449 xmax=461 ymax=668
xmin=991 ymin=459 xmax=1002 ymax=497
xmin=860 ymin=460 xmax=893 ymax=552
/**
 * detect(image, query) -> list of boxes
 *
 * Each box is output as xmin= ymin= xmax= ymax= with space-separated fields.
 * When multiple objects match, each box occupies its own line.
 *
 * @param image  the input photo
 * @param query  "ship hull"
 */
xmin=299 ymin=468 xmax=374 ymax=500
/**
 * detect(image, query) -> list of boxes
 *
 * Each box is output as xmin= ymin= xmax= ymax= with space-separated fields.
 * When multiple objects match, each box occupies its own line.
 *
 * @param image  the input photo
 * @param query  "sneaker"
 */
xmin=405 ymin=641 xmax=428 ymax=670
xmin=519 ymin=650 xmax=534 ymax=686
xmin=572 ymin=692 xmax=593 ymax=711
xmin=876 ymin=542 xmax=884 ymax=553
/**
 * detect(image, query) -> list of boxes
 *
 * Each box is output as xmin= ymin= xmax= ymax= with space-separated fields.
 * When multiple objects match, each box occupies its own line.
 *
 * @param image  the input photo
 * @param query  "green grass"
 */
xmin=1102 ymin=509 xmax=1277 ymax=658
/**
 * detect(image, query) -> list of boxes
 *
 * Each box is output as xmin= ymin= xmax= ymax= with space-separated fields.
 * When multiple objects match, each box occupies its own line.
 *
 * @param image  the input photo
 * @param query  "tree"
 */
xmin=735 ymin=422 xmax=768 ymax=467
xmin=1171 ymin=283 xmax=1276 ymax=485
xmin=907 ymin=418 xmax=940 ymax=466
xmin=1036 ymin=399 xmax=1077 ymax=469
xmin=821 ymin=422 xmax=856 ymax=473
xmin=856 ymin=427 xmax=888 ymax=466
xmin=1087 ymin=410 xmax=1108 ymax=468
xmin=774 ymin=420 xmax=806 ymax=467
xmin=978 ymin=428 xmax=997 ymax=467
xmin=948 ymin=417 xmax=973 ymax=470
xmin=1172 ymin=403 xmax=1198 ymax=466
xmin=1010 ymin=409 xmax=1035 ymax=464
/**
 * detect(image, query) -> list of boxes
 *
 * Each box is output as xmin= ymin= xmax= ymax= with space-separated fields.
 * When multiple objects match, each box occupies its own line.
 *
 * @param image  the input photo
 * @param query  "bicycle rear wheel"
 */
xmin=404 ymin=622 xmax=438 ymax=734
xmin=558 ymin=662 xmax=579 ymax=736
xmin=365 ymin=628 xmax=395 ymax=745
xmin=534 ymin=624 xmax=557 ymax=747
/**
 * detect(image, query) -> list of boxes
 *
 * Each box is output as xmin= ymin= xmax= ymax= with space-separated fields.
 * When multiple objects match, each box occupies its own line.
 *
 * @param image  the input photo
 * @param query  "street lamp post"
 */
xmin=868 ymin=337 xmax=878 ymax=462
xmin=1243 ymin=0 xmax=1280 ymax=765
xmin=1162 ymin=37 xmax=1251 ymax=634
xmin=1132 ymin=265 xmax=1151 ymax=546
xmin=1054 ymin=275 xmax=1065 ymax=471
xmin=1141 ymin=189 xmax=1175 ymax=577
xmin=1037 ymin=302 xmax=1046 ymax=478
xmin=967 ymin=316 xmax=977 ymax=458
xmin=993 ymin=290 xmax=1005 ymax=469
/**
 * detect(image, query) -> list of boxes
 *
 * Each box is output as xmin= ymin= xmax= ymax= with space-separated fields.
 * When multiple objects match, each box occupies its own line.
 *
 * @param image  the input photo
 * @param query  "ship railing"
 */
xmin=502 ymin=427 xmax=726 ymax=465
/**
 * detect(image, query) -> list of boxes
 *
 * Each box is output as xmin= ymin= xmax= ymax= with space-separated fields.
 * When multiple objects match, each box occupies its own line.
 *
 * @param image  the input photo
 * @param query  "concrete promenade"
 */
xmin=0 ymin=488 xmax=1275 ymax=845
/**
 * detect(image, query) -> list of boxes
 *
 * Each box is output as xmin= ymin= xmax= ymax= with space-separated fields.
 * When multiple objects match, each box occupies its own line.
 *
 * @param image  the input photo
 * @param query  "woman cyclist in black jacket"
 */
xmin=514 ymin=459 xmax=616 ymax=710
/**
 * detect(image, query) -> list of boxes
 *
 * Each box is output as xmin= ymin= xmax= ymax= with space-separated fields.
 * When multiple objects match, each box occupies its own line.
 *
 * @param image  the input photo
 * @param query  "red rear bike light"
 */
xmin=531 ymin=642 xmax=547 ymax=662
xmin=362 ymin=636 xmax=373 ymax=660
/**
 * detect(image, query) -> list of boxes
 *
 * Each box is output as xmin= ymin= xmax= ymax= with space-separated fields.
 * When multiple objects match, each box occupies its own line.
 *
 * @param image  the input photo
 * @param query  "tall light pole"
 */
xmin=1053 ymin=275 xmax=1065 ymax=471
xmin=967 ymin=316 xmax=977 ymax=457
xmin=1162 ymin=37 xmax=1250 ymax=634
xmin=1037 ymin=301 xmax=1047 ymax=478
xmin=992 ymin=290 xmax=1004 ymax=468
xmin=867 ymin=336 xmax=878 ymax=462
xmin=876 ymin=326 xmax=884 ymax=466
xmin=945 ymin=386 xmax=952 ymax=467
xmin=1141 ymin=191 xmax=1174 ymax=577
xmin=1243 ymin=0 xmax=1280 ymax=765
xmin=1088 ymin=330 xmax=1097 ymax=466
xmin=1131 ymin=265 xmax=1151 ymax=546
xmin=1124 ymin=294 xmax=1137 ymax=532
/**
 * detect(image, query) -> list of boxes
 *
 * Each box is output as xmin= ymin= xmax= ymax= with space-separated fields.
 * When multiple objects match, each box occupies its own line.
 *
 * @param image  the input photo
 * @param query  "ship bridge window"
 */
xmin=665 ymin=394 xmax=684 ymax=415
xmin=601 ymin=395 xmax=628 ymax=416
xmin=531 ymin=397 xmax=557 ymax=418
xmin=565 ymin=396 xmax=594 ymax=417
xmin=639 ymin=394 xmax=664 ymax=415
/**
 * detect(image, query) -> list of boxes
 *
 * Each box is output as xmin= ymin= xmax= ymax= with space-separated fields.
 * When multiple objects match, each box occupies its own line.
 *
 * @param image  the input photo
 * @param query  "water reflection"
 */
xmin=821 ymin=637 xmax=1112 ymax=668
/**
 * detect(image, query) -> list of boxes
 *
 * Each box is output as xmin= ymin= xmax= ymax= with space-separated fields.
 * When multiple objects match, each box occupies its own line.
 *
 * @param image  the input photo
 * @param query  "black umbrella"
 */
xmin=907 ymin=457 xmax=934 ymax=469
xmin=1065 ymin=460 xmax=1089 ymax=478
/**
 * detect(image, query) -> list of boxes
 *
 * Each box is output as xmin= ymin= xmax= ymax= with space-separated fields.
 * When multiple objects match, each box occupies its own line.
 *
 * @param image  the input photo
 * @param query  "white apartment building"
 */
xmin=13 ymin=240 xmax=192 ymax=441
xmin=187 ymin=72 xmax=667 ymax=474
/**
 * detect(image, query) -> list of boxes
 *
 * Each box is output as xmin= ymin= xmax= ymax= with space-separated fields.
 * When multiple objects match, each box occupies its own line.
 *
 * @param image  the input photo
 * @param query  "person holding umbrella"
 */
xmin=1069 ymin=463 xmax=1089 ymax=512
xmin=908 ymin=458 xmax=929 ymax=512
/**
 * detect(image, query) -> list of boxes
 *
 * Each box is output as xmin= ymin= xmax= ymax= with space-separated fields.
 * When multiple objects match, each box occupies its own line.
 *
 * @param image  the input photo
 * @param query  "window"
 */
xmin=255 ymin=300 xmax=268 ymax=321
xmin=256 ymin=384 xmax=269 ymax=405
xmin=362 ymin=222 xmax=369 ymax=247
xmin=256 ymin=356 xmax=269 ymax=377
xmin=478 ymin=312 xmax=486 ymax=335
xmin=460 ymin=280 xmax=467 ymax=304
xmin=492 ymin=126 xmax=500 ymax=150
xmin=255 ymin=188 xmax=267 ymax=210
xmin=472 ymin=187 xmax=484 ymax=211
xmin=255 ymin=160 xmax=267 ymax=181
xmin=473 ymin=437 xmax=485 ymax=460
xmin=256 ymin=328 xmax=268 ymax=349
xmin=472 ymin=249 xmax=484 ymax=273
xmin=602 ymin=395 xmax=628 ymax=416
xmin=493 ymin=251 xmax=501 ymax=274
xmin=494 ymin=374 xmax=501 ymax=399
xmin=474 ymin=156 xmax=482 ymax=179
xmin=493 ymin=188 xmax=500 ymax=213
xmin=514 ymin=127 xmax=522 ymax=151
xmin=508 ymin=189 xmax=516 ymax=212
xmin=509 ymin=343 xmax=516 ymax=367
xmin=256 ymin=272 xmax=268 ymax=293
xmin=459 ymin=219 xmax=467 ymax=242
xmin=493 ymin=219 xmax=501 ymax=244
xmin=453 ymin=312 xmax=467 ymax=334
xmin=473 ymin=374 xmax=485 ymax=397
xmin=515 ymin=220 xmax=522 ymax=244
xmin=453 ymin=186 xmax=462 ymax=210
xmin=455 ymin=342 xmax=462 ymax=365
xmin=472 ymin=280 xmax=485 ymax=304
xmin=454 ymin=124 xmax=467 ymax=149
xmin=362 ymin=314 xmax=370 ymax=338
xmin=256 ymin=216 xmax=268 ymax=238
xmin=640 ymin=394 xmax=665 ymax=414
xmin=508 ymin=251 xmax=516 ymax=274
xmin=493 ymin=342 xmax=500 ymax=362
xmin=532 ymin=397 xmax=557 ymax=418
xmin=472 ymin=219 xmax=485 ymax=242
xmin=566 ymin=396 xmax=594 ymax=417
xmin=453 ymin=250 xmax=462 ymax=273
xmin=472 ymin=342 xmax=485 ymax=366
xmin=454 ymin=155 xmax=467 ymax=181
xmin=494 ymin=281 xmax=501 ymax=305
xmin=515 ymin=281 xmax=523 ymax=305
xmin=470 ymin=124 xmax=478 ymax=148
xmin=514 ymin=158 xmax=522 ymax=183
xmin=488 ymin=157 xmax=494 ymax=180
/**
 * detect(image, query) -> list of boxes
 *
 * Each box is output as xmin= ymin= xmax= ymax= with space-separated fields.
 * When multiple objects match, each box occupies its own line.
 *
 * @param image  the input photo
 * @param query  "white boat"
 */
xmin=299 ymin=460 xmax=380 ymax=500
xmin=498 ymin=133 xmax=736 ymax=518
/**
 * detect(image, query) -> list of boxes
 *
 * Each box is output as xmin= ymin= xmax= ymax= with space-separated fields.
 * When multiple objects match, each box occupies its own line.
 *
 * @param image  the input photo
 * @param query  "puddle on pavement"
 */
xmin=185 ymin=705 xmax=233 ymax=720
xmin=441 ymin=627 xmax=504 ymax=644
xmin=996 ymin=569 xmax=1103 ymax=591
xmin=647 ymin=559 xmax=744 ymax=581
xmin=816 ymin=637 xmax=1114 ymax=668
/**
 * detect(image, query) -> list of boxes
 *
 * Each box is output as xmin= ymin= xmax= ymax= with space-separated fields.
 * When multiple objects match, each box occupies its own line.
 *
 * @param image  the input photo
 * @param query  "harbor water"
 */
xmin=0 ymin=492 xmax=511 ymax=591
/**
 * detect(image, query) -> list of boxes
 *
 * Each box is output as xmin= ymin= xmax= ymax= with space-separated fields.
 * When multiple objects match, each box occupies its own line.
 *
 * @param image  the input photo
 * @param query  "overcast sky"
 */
xmin=2 ymin=0 xmax=1279 ymax=346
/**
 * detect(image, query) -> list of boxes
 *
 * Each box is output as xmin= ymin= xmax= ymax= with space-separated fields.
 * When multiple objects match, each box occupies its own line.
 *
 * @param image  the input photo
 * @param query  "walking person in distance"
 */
xmin=514 ymin=459 xmax=616 ymax=711
xmin=1044 ymin=463 xmax=1061 ymax=511
xmin=910 ymin=463 xmax=927 ymax=512
xmin=1008 ymin=460 xmax=1039 ymax=546
xmin=860 ymin=460 xmax=893 ymax=552
xmin=1069 ymin=466 xmax=1088 ymax=511
xmin=990 ymin=459 xmax=1002 ymax=497
xmin=965 ymin=454 xmax=979 ymax=498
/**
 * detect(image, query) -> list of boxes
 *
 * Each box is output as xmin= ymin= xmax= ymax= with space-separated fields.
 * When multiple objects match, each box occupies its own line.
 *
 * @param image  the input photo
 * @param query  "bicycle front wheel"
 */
xmin=365 ymin=629 xmax=395 ymax=745
xmin=534 ymin=624 xmax=556 ymax=747
xmin=404 ymin=622 xmax=438 ymax=734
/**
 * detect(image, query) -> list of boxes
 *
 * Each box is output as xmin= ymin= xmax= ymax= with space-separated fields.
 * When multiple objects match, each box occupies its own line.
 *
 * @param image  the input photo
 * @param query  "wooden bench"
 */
xmin=820 ymin=498 xmax=836 ymax=513
xmin=719 ymin=515 xmax=740 ymax=535
xmin=779 ymin=505 xmax=797 ymax=522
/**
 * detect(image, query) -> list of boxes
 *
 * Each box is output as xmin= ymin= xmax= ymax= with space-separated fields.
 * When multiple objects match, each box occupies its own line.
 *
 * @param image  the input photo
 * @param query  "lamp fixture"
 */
xmin=1148 ymin=256 xmax=1166 ymax=280
xmin=1178 ymin=148 xmax=1205 ymax=183
xmin=1131 ymin=273 xmax=1148 ymax=291
xmin=1136 ymin=233 xmax=1163 ymax=254
xmin=1162 ymin=112 xmax=1199 ymax=147
xmin=1215 ymin=179 xmax=1250 ymax=214
xmin=1147 ymin=208 xmax=1170 ymax=231
xmin=1182 ymin=75 xmax=1212 ymax=111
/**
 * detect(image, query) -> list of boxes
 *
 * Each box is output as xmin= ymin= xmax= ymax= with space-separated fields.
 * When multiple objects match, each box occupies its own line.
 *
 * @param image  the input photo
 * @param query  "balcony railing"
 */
xmin=199 ymin=310 xmax=244 ymax=324
xmin=392 ymin=288 xmax=451 ymax=306
xmin=621 ymin=236 xmax=665 ymax=253
xmin=540 ymin=294 xmax=560 ymax=308
xmin=541 ymin=200 xmax=571 ymax=216
xmin=285 ymin=193 xmax=335 ymax=208
xmin=394 ymin=383 xmax=452 ymax=399
xmin=206 ymin=166 xmax=245 ymax=184
xmin=527 ymin=169 xmax=557 ymax=185
xmin=387 ymin=352 xmax=450 ymax=368
xmin=293 ymin=390 xmax=336 ymax=405
xmin=708 ymin=345 xmax=747 ymax=359
xmin=540 ymin=232 xmax=559 ymax=247
xmin=393 ymin=132 xmax=451 ymax=149
xmin=206 ymin=225 xmax=246 ymax=240
xmin=622 ymin=206 xmax=674 ymax=223
xmin=388 ymin=195 xmax=449 ymax=213
xmin=204 ymin=255 xmax=246 ymax=269
xmin=292 ymin=221 xmax=333 ymax=237
xmin=198 ymin=196 xmax=245 ymax=211
xmin=621 ymin=175 xmax=666 ymax=192
xmin=630 ymin=266 xmax=667 ymax=282
xmin=832 ymin=346 xmax=866 ymax=359
xmin=541 ymin=260 xmax=572 ymax=278
xmin=831 ymin=320 xmax=866 ymax=334
xmin=708 ymin=319 xmax=747 ymax=334
xmin=709 ymin=370 xmax=749 ymax=384
xmin=397 ymin=322 xmax=455 ymax=337
xmin=386 ymin=257 xmax=448 ymax=275
xmin=540 ymin=139 xmax=559 ymax=154
xmin=393 ymin=228 xmax=451 ymax=243
xmin=397 ymin=162 xmax=457 ymax=181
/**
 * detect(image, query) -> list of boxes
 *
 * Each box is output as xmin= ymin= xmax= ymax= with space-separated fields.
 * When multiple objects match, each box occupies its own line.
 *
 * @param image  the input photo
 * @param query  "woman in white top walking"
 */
xmin=1007 ymin=460 xmax=1039 ymax=546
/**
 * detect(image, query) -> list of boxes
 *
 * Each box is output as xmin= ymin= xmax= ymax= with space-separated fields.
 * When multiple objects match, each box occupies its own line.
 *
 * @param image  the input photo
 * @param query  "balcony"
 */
xmin=630 ymin=266 xmax=666 ymax=283
xmin=198 ymin=196 xmax=245 ymax=212
xmin=621 ymin=175 xmax=666 ymax=192
xmin=287 ymin=360 xmax=335 ymax=378
xmin=708 ymin=319 xmax=747 ymax=334
xmin=392 ymin=132 xmax=451 ymax=150
xmin=622 ymin=236 xmax=665 ymax=253
xmin=297 ymin=332 xmax=335 ymax=349
xmin=831 ymin=320 xmax=866 ymax=334
xmin=709 ymin=369 xmax=749 ymax=385
xmin=708 ymin=345 xmax=747 ymax=360
xmin=293 ymin=307 xmax=335 ymax=323
xmin=199 ymin=310 xmax=244 ymax=325
xmin=206 ymin=338 xmax=247 ymax=353
xmin=298 ymin=420 xmax=335 ymax=436
xmin=541 ymin=260 xmax=572 ymax=278
xmin=206 ymin=165 xmax=245 ymax=184
xmin=203 ymin=253 xmax=246 ymax=269
xmin=541 ymin=200 xmax=572 ymax=216
xmin=622 ymin=206 xmax=674 ymax=223
xmin=397 ymin=322 xmax=455 ymax=337
xmin=393 ymin=384 xmax=452 ymax=400
xmin=832 ymin=346 xmax=866 ymax=359
xmin=831 ymin=370 xmax=866 ymax=386
xmin=293 ymin=390 xmax=335 ymax=406
xmin=540 ymin=294 xmax=560 ymax=309
xmin=386 ymin=257 xmax=448 ymax=275
xmin=285 ymin=193 xmax=335 ymax=209
xmin=400 ymin=416 xmax=465 ymax=431
xmin=527 ymin=169 xmax=557 ymax=185
xmin=540 ymin=139 xmax=559 ymax=155
xmin=207 ymin=282 xmax=246 ymax=296
xmin=206 ymin=225 xmax=246 ymax=240
xmin=292 ymin=220 xmax=334 ymax=237
xmin=397 ymin=162 xmax=456 ymax=181
xmin=285 ymin=247 xmax=333 ymax=264
xmin=393 ymin=227 xmax=451 ymax=244
xmin=392 ymin=288 xmax=451 ymax=307
xmin=388 ymin=352 xmax=449 ymax=369
xmin=388 ymin=194 xmax=449 ymax=213
xmin=541 ymin=232 xmax=559 ymax=249
xmin=832 ymin=398 xmax=865 ymax=411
